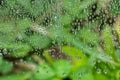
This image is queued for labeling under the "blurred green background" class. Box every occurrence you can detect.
[0,0,120,80]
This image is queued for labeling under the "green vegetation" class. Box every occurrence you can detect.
[0,0,120,80]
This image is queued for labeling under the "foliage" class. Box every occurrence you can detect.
[0,0,120,80]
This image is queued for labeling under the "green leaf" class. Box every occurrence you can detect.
[0,21,15,33]
[0,58,13,74]
[71,66,93,80]
[53,60,72,78]
[63,0,95,17]
[29,34,51,49]
[5,0,18,8]
[110,0,120,16]
[77,9,89,19]
[61,14,72,25]
[78,27,99,46]
[115,70,120,80]
[62,46,88,67]
[0,72,31,80]
[7,43,31,58]
[102,25,117,61]
[16,0,31,9]
[0,21,28,44]
[0,7,9,16]
[43,50,54,65]
[48,77,61,80]
[17,19,31,30]
[94,74,109,80]
[81,73,94,80]
[34,64,55,80]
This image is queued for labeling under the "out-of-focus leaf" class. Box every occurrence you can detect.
[94,74,109,80]
[16,0,31,9]
[0,58,13,74]
[81,73,94,80]
[62,46,88,67]
[7,43,31,58]
[116,49,120,62]
[71,66,93,80]
[102,25,117,61]
[53,60,72,78]
[43,50,54,65]
[17,19,31,30]
[0,72,31,80]
[77,9,89,19]
[5,0,18,8]
[78,27,99,46]
[49,25,64,45]
[113,16,120,43]
[61,14,72,25]
[115,70,120,80]
[63,0,95,17]
[110,0,120,16]
[34,64,55,80]
[98,0,111,9]
[0,21,28,44]
[5,0,54,17]
[0,21,15,33]
[0,7,9,16]
[29,34,51,49]
[48,77,61,80]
